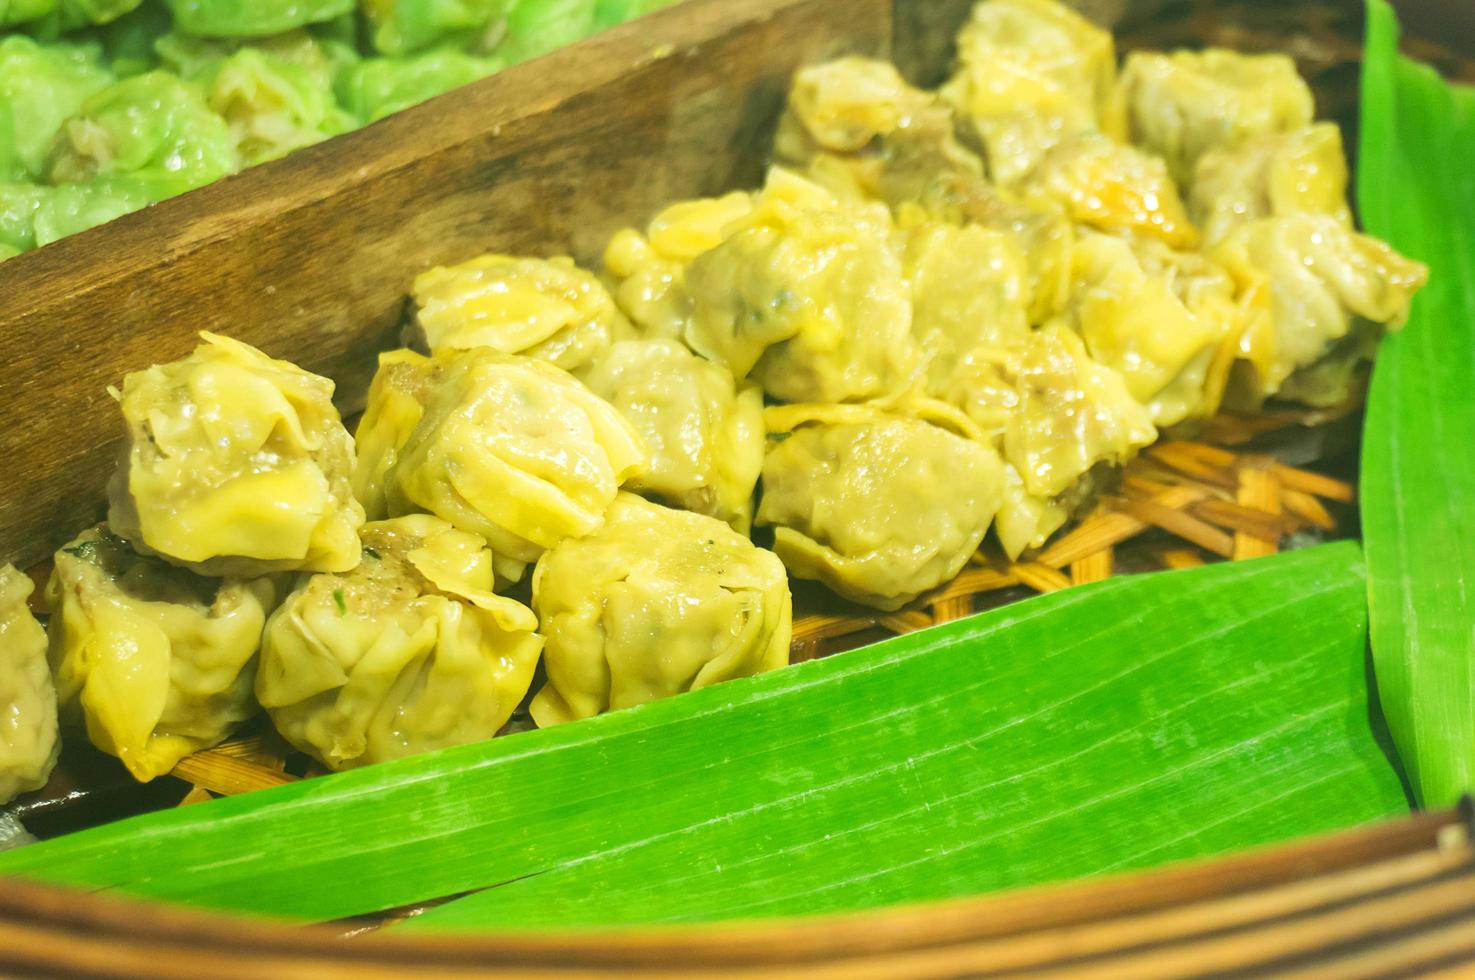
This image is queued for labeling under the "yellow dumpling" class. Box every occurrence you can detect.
[940,0,1116,185]
[530,494,790,727]
[1115,48,1315,185]
[352,348,647,583]
[757,405,1004,610]
[1019,132,1198,248]
[685,176,917,403]
[902,222,1031,394]
[107,332,363,578]
[947,325,1156,557]
[1189,123,1351,245]
[1055,232,1242,426]
[601,192,755,341]
[1212,213,1428,407]
[47,526,275,782]
[257,515,543,771]
[411,254,629,373]
[581,339,765,533]
[0,564,58,804]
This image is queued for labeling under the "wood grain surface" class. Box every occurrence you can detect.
[0,807,1469,977]
[0,0,889,570]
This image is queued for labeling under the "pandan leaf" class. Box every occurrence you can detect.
[1358,0,1475,809]
[0,543,1405,926]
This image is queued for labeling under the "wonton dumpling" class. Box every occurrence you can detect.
[603,192,754,341]
[581,339,764,532]
[351,347,647,583]
[257,515,542,770]
[1055,232,1241,426]
[107,332,364,578]
[201,47,354,166]
[1212,213,1428,407]
[47,526,275,782]
[947,325,1156,557]
[940,0,1115,185]
[530,494,790,726]
[411,254,629,374]
[757,405,1004,610]
[1020,132,1197,248]
[1115,48,1314,185]
[685,173,916,403]
[901,221,1030,393]
[1189,123,1351,245]
[0,564,58,804]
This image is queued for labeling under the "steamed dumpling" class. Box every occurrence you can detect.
[581,339,764,532]
[47,526,275,782]
[1189,123,1351,245]
[107,332,364,578]
[1115,48,1314,185]
[685,172,916,403]
[940,0,1115,185]
[0,564,58,804]
[410,254,629,374]
[531,494,790,727]
[257,515,543,770]
[603,192,754,340]
[1212,213,1428,407]
[757,405,1004,610]
[351,347,647,583]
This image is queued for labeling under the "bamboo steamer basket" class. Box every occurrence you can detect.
[2,0,1474,974]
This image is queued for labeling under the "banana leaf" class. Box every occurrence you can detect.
[0,543,1405,926]
[1358,0,1475,809]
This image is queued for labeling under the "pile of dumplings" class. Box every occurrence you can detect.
[0,0,1427,803]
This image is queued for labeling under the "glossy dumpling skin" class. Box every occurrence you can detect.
[602,192,754,341]
[1115,48,1314,185]
[200,47,355,166]
[0,36,111,183]
[47,526,275,782]
[411,254,629,374]
[361,0,512,56]
[581,339,764,533]
[164,0,354,37]
[685,171,916,403]
[1019,132,1197,248]
[531,493,790,727]
[351,347,647,583]
[1189,123,1351,246]
[757,405,1004,610]
[257,515,542,770]
[1053,231,1241,427]
[107,332,364,578]
[0,564,58,804]
[940,0,1115,185]
[947,324,1156,558]
[1212,213,1428,407]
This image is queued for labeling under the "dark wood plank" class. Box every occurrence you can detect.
[0,0,891,570]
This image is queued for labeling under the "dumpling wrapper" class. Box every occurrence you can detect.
[257,515,543,771]
[47,526,275,782]
[685,170,917,403]
[581,339,764,533]
[940,0,1115,185]
[351,347,647,583]
[531,494,790,727]
[0,564,59,804]
[1189,122,1351,245]
[1114,48,1314,185]
[603,192,754,341]
[411,254,630,374]
[757,405,1004,610]
[107,331,364,577]
[1212,213,1428,407]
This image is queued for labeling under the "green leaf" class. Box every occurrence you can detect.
[1358,0,1475,809]
[0,543,1405,925]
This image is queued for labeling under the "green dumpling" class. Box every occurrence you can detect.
[201,48,355,166]
[26,0,143,34]
[165,0,355,38]
[336,46,501,122]
[47,71,238,200]
[499,0,596,64]
[0,35,112,183]
[361,0,513,56]
[0,0,59,26]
